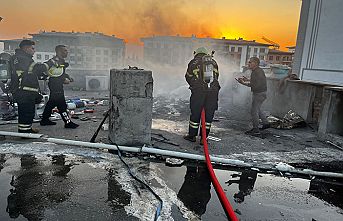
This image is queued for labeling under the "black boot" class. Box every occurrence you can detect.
[18,127,40,133]
[183,134,196,142]
[61,112,79,129]
[65,121,79,129]
[40,119,57,126]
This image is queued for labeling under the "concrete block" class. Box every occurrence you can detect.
[109,69,153,146]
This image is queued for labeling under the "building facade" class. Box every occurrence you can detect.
[267,49,294,66]
[141,35,270,70]
[1,31,125,70]
[286,46,296,53]
[293,0,343,85]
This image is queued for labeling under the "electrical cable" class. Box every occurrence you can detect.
[114,143,163,221]
[201,108,239,221]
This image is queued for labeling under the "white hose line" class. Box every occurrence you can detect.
[46,138,142,153]
[1,131,343,179]
[0,131,44,139]
[141,146,252,167]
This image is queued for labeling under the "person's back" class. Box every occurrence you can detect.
[186,53,220,90]
[183,47,220,144]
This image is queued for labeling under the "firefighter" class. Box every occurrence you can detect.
[12,40,48,133]
[183,47,220,145]
[40,45,79,129]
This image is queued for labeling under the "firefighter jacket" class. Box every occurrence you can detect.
[45,56,71,94]
[185,54,220,91]
[12,49,48,93]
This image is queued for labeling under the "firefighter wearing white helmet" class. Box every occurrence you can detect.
[183,47,220,145]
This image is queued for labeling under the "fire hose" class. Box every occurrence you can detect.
[201,108,239,221]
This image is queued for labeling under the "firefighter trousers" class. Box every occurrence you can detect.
[188,88,219,137]
[42,93,70,124]
[14,91,37,132]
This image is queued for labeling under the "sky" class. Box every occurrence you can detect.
[0,0,302,50]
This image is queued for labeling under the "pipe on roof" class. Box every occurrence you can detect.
[1,131,343,179]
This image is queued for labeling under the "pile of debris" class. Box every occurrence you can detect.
[268,110,307,129]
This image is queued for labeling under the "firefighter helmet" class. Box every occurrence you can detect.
[194,47,208,56]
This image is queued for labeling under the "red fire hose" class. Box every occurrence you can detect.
[201,109,239,221]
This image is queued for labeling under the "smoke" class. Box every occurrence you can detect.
[121,52,252,119]
[63,0,220,43]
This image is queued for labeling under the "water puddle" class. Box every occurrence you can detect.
[0,143,343,221]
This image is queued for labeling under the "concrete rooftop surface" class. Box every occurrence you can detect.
[0,90,342,173]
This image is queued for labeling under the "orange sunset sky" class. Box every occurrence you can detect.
[0,0,302,50]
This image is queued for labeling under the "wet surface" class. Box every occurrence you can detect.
[0,153,137,221]
[1,145,343,221]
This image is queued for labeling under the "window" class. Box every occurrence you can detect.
[254,48,258,53]
[238,47,242,52]
[96,49,101,55]
[269,55,273,60]
[276,56,280,61]
[282,56,286,61]
[259,55,265,60]
[36,54,42,60]
[96,57,100,62]
[104,57,108,63]
[45,55,49,60]
[104,50,108,55]
[77,57,82,62]
[230,47,235,52]
[260,48,265,53]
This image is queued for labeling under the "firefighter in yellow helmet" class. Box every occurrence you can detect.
[183,47,220,145]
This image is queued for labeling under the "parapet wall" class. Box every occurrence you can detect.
[264,78,343,136]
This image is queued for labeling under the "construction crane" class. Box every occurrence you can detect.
[261,36,280,50]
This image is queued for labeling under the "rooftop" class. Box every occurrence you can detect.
[268,49,294,55]
[141,35,272,47]
[29,31,124,41]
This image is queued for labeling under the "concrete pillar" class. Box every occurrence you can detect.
[109,69,153,146]
[318,87,343,136]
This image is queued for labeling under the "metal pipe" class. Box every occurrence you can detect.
[141,146,252,167]
[1,131,343,179]
[46,138,142,153]
[0,131,44,139]
[35,139,343,179]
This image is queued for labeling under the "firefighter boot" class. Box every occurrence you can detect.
[183,134,196,142]
[199,136,209,145]
[18,127,40,133]
[40,119,57,126]
[61,112,79,129]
